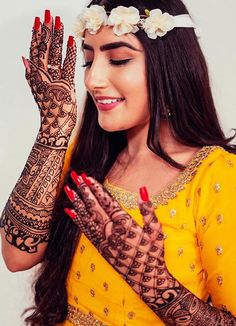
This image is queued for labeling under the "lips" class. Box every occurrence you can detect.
[94,96,125,111]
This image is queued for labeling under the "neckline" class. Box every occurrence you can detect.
[103,146,221,210]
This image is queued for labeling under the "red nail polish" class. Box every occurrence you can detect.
[34,17,41,30]
[81,173,92,186]
[71,171,82,186]
[139,186,149,202]
[68,36,74,47]
[64,185,76,201]
[64,208,77,220]
[44,9,51,24]
[55,16,61,30]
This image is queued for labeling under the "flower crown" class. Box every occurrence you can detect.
[74,5,198,40]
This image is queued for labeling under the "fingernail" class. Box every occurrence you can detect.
[81,173,92,186]
[55,16,61,30]
[34,17,41,30]
[64,185,76,201]
[44,9,51,24]
[139,186,149,202]
[71,171,82,186]
[68,36,74,47]
[64,208,76,220]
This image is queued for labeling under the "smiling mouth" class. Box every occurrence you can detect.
[95,98,125,111]
[96,98,124,104]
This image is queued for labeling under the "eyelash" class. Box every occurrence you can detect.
[82,59,131,68]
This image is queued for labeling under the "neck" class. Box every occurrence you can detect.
[124,121,182,161]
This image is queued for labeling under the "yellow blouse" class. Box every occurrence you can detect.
[59,145,236,326]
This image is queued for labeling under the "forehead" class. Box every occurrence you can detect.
[83,26,144,51]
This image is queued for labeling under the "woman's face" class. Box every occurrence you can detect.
[83,26,149,132]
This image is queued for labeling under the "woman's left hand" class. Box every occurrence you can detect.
[64,171,179,306]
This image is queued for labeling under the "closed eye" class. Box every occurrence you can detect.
[82,59,132,68]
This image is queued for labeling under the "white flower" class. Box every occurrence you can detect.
[75,5,107,38]
[143,9,175,39]
[108,6,140,36]
[74,17,86,39]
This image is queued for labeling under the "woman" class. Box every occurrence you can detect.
[1,0,236,325]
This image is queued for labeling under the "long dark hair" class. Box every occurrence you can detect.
[24,0,236,324]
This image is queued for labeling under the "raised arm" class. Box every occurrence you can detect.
[0,11,77,272]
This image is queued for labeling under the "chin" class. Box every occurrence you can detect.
[98,120,126,132]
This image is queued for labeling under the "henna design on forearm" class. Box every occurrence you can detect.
[67,177,236,325]
[156,287,236,325]
[0,143,67,253]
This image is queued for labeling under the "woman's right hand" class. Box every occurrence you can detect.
[22,10,77,148]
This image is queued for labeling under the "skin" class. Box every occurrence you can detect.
[65,174,236,325]
[64,27,236,324]
[83,26,199,193]
[0,13,77,270]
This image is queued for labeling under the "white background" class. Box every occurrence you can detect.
[0,0,235,325]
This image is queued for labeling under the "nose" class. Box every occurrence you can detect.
[84,58,109,92]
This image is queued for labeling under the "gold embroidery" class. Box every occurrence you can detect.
[90,289,95,297]
[217,275,223,285]
[128,311,136,320]
[178,247,184,256]
[104,146,220,209]
[200,216,206,226]
[214,183,221,193]
[74,296,79,305]
[189,263,195,272]
[216,245,223,255]
[103,282,109,291]
[67,304,107,325]
[186,198,191,207]
[226,160,234,167]
[80,245,85,254]
[169,209,177,218]
[76,271,81,280]
[90,263,96,272]
[104,307,109,316]
[217,214,224,224]
[180,223,187,230]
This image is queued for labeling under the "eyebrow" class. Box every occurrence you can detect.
[82,41,141,52]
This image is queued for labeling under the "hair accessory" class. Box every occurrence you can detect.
[74,5,199,40]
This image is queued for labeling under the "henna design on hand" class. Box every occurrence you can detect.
[66,176,236,325]
[48,22,64,80]
[26,16,77,148]
[0,15,78,253]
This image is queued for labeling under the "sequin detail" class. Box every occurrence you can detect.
[67,304,107,325]
[104,146,219,209]
[216,245,223,255]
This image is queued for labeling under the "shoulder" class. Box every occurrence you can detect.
[195,146,236,183]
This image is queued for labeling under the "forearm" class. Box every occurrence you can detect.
[0,133,69,254]
[145,283,236,325]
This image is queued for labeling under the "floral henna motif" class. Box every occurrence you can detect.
[48,23,64,80]
[0,14,78,253]
[68,177,236,325]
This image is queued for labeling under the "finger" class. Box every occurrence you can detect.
[30,17,41,65]
[64,207,88,235]
[70,172,108,219]
[81,173,122,216]
[38,9,53,70]
[138,187,161,240]
[61,36,77,87]
[48,16,64,80]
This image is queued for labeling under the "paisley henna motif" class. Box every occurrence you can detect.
[65,176,236,325]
